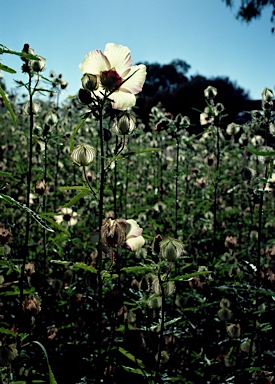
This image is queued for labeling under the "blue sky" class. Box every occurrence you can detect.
[1,0,275,101]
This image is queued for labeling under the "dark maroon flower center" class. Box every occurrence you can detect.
[100,69,123,92]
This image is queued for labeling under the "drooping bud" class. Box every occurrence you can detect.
[81,73,99,92]
[71,144,96,167]
[151,276,175,296]
[100,219,126,248]
[160,238,183,262]
[204,85,218,99]
[113,113,136,136]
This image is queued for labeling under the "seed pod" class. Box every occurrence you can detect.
[71,144,96,167]
[160,238,183,262]
[113,113,136,136]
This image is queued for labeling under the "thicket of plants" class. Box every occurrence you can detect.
[1,42,275,384]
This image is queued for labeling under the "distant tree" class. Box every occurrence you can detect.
[222,0,275,32]
[137,60,250,130]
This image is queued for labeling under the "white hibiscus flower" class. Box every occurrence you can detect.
[79,43,147,110]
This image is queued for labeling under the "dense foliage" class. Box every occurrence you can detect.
[1,44,275,384]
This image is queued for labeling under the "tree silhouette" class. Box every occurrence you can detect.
[222,0,275,32]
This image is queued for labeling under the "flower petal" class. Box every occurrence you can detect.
[109,91,136,110]
[104,43,132,76]
[126,236,145,251]
[125,219,143,239]
[79,50,110,75]
[121,64,147,95]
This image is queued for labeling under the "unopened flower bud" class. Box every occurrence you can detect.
[0,227,12,245]
[101,219,126,248]
[44,111,58,126]
[160,238,183,262]
[0,344,18,364]
[23,295,41,315]
[155,350,170,364]
[241,339,255,353]
[71,144,96,167]
[23,100,41,115]
[60,80,68,89]
[152,234,162,255]
[226,123,240,135]
[34,179,47,196]
[227,323,241,338]
[147,295,162,308]
[152,276,175,296]
[30,55,46,72]
[113,113,136,136]
[78,88,93,104]
[262,87,274,102]
[204,85,217,99]
[220,298,231,308]
[241,167,255,181]
[218,307,233,321]
[81,73,99,92]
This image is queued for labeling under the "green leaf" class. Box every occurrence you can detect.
[0,44,42,61]
[246,147,275,156]
[39,213,70,236]
[121,366,144,375]
[0,193,54,232]
[120,266,154,274]
[0,327,17,337]
[50,260,97,273]
[70,116,90,152]
[0,86,17,127]
[0,170,21,183]
[170,270,211,281]
[118,347,145,368]
[62,190,91,208]
[0,62,16,73]
[32,341,57,384]
[59,186,90,191]
[107,148,161,166]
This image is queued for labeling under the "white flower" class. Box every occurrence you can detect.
[79,43,147,110]
[54,208,78,227]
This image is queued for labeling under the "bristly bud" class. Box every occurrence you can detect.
[151,276,175,296]
[71,144,96,167]
[81,73,99,92]
[204,85,218,99]
[113,113,136,136]
[262,87,274,102]
[100,219,126,248]
[160,238,184,262]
